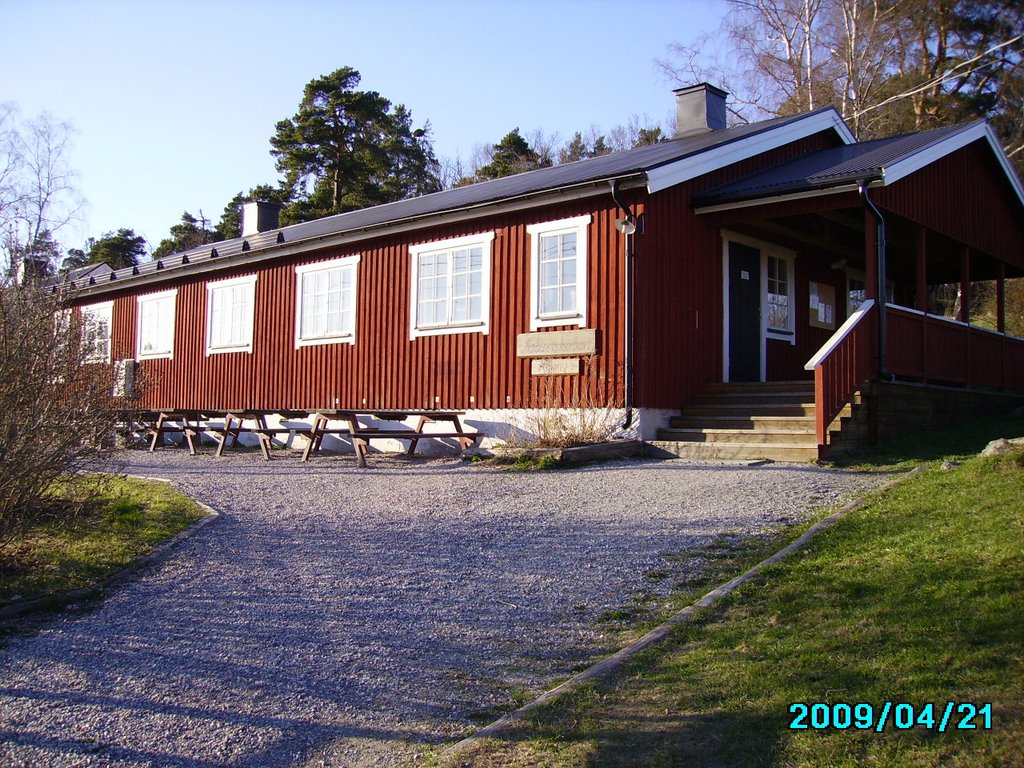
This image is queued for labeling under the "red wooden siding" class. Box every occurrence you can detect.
[875,140,1024,269]
[765,249,847,381]
[88,200,627,412]
[635,130,845,408]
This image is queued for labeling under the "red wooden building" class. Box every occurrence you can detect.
[64,84,1024,459]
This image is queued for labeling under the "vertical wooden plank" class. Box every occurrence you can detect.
[996,261,1006,334]
[960,245,971,324]
[915,226,928,312]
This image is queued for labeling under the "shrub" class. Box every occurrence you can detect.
[0,280,125,542]
[523,357,623,448]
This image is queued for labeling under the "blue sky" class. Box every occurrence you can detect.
[1,0,726,252]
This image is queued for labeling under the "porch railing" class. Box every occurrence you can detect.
[805,301,1024,451]
[886,306,1024,391]
[804,300,877,447]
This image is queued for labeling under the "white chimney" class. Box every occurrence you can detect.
[673,83,728,139]
[241,201,282,237]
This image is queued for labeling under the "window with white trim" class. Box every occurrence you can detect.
[766,254,793,335]
[527,214,590,330]
[409,232,494,339]
[81,301,113,364]
[295,255,359,347]
[136,289,177,360]
[206,274,257,355]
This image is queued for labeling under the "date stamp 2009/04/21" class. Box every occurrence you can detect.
[788,702,993,733]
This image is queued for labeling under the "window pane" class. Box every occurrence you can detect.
[541,287,559,315]
[542,261,558,288]
[561,286,576,313]
[562,258,576,284]
[561,232,576,257]
[540,235,558,260]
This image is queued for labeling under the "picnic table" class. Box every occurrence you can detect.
[145,411,205,455]
[213,411,314,460]
[140,408,480,466]
[301,409,481,466]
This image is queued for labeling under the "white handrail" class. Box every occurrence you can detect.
[804,299,876,371]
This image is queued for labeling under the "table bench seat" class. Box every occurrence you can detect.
[138,409,482,467]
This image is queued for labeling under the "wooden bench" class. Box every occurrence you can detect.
[302,410,481,466]
[214,412,314,460]
[147,411,204,455]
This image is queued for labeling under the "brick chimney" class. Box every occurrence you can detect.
[673,83,728,139]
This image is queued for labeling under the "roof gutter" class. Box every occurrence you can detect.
[694,178,884,214]
[610,179,640,430]
[64,173,648,300]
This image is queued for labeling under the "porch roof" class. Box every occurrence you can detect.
[693,121,1024,210]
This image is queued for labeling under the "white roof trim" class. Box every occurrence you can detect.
[646,109,855,194]
[882,122,1024,208]
[694,182,873,214]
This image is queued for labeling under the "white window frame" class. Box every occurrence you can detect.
[205,274,257,355]
[527,214,590,331]
[409,232,494,340]
[294,255,360,348]
[764,250,796,344]
[135,288,177,361]
[81,300,114,364]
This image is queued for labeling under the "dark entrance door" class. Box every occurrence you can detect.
[728,242,761,382]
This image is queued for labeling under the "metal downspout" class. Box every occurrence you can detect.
[860,182,888,379]
[611,179,635,430]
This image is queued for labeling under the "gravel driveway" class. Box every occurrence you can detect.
[0,451,887,767]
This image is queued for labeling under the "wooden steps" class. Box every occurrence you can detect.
[652,382,819,462]
[652,381,870,462]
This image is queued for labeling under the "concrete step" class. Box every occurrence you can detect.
[649,440,820,462]
[706,380,813,394]
[691,391,816,405]
[670,414,816,430]
[685,402,816,417]
[658,428,816,445]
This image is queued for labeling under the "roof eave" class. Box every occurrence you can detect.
[64,174,647,300]
[881,121,1024,210]
[646,108,855,194]
[694,177,882,215]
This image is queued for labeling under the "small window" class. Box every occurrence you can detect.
[766,254,792,334]
[409,232,494,339]
[206,274,257,355]
[295,256,359,347]
[136,289,177,360]
[81,301,113,363]
[527,215,590,330]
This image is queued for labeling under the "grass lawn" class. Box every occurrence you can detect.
[431,417,1024,767]
[0,475,207,611]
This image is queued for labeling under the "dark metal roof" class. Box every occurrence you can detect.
[62,109,836,294]
[50,262,114,287]
[693,122,978,206]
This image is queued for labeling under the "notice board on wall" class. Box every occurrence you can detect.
[809,282,836,330]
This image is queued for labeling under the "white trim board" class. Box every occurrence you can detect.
[647,109,854,194]
[882,121,1024,209]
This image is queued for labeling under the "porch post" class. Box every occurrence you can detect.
[864,208,877,300]
[915,227,928,312]
[996,261,1006,333]
[959,245,971,324]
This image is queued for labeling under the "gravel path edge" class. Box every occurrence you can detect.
[0,478,221,622]
[441,466,922,758]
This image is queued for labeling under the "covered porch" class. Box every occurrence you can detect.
[693,121,1024,456]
